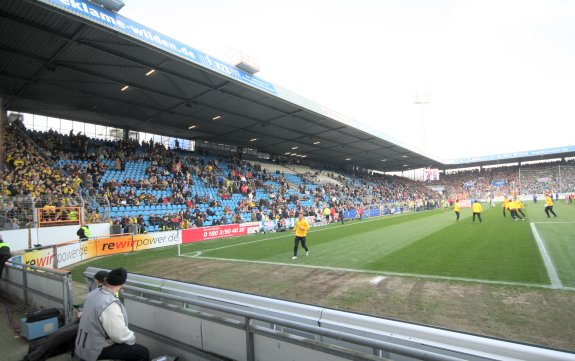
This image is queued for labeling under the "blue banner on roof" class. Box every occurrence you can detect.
[444,145,575,165]
[41,0,277,95]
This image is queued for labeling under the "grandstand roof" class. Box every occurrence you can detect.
[0,0,446,172]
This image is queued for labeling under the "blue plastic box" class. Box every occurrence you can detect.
[20,317,59,340]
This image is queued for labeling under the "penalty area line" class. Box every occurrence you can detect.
[530,222,562,289]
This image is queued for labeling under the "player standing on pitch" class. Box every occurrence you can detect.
[292,213,310,260]
[472,200,483,223]
[454,199,461,222]
[544,193,558,218]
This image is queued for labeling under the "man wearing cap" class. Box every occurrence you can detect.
[75,268,149,361]
[0,235,12,279]
[88,270,108,292]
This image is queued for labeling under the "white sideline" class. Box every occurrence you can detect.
[179,214,572,290]
[182,254,575,291]
[529,222,562,288]
[180,213,401,253]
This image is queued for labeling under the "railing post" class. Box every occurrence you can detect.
[22,265,29,306]
[62,272,74,324]
[374,348,390,359]
[245,317,255,361]
[53,245,59,269]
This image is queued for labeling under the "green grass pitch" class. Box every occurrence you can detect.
[73,202,575,288]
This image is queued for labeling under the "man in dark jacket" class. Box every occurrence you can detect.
[77,224,91,241]
[0,235,11,279]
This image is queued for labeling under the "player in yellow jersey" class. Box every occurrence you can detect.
[545,194,557,218]
[516,198,526,219]
[472,200,483,223]
[501,196,510,218]
[507,199,524,221]
[292,213,310,259]
[454,199,461,222]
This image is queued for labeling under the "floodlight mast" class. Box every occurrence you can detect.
[414,90,431,152]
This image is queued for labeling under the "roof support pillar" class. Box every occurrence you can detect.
[0,97,5,175]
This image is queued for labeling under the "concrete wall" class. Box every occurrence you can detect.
[0,223,110,251]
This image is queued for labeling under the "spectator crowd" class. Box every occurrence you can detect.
[2,119,574,232]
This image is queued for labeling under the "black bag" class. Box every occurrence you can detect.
[26,308,61,324]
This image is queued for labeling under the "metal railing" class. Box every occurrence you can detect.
[0,261,74,324]
[0,194,111,231]
[82,268,574,361]
[121,284,465,361]
[0,195,35,230]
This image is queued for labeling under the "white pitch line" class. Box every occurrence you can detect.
[369,276,386,285]
[531,221,575,224]
[530,222,562,288]
[185,255,575,291]
[195,233,289,252]
[182,214,402,254]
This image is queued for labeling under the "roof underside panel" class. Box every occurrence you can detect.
[0,0,448,172]
[273,117,332,136]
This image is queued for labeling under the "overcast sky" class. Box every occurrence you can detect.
[121,0,575,160]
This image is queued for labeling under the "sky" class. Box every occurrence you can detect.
[121,0,575,161]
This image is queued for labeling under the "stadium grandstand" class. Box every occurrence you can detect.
[1,1,575,361]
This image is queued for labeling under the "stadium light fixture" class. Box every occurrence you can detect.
[89,0,125,12]
[188,125,196,129]
[313,141,321,145]
[250,138,257,142]
[345,157,351,161]
[291,146,298,150]
[145,69,156,76]
[121,85,129,92]
[381,159,387,162]
[212,115,222,120]
[284,152,291,155]
[402,155,408,158]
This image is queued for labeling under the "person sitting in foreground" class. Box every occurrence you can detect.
[75,267,149,361]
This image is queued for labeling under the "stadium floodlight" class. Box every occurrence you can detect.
[226,47,260,75]
[88,0,125,12]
